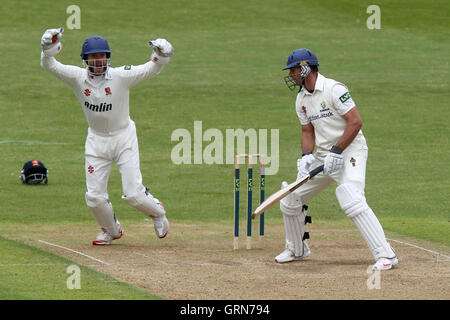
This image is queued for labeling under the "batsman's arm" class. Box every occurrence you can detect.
[334,107,363,151]
[301,123,315,155]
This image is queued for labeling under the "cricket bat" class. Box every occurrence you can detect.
[252,165,324,219]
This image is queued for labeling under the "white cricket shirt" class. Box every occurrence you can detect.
[41,53,165,135]
[295,73,367,157]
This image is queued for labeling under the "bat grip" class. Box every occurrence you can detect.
[309,165,324,178]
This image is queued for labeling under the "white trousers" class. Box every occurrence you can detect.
[293,144,396,260]
[295,144,369,201]
[85,120,145,199]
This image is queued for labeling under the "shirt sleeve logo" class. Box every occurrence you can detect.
[124,65,132,70]
[339,92,351,103]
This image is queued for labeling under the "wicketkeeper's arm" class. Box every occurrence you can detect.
[119,38,173,88]
[40,27,82,85]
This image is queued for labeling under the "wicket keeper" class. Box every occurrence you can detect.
[40,28,172,245]
[278,48,398,270]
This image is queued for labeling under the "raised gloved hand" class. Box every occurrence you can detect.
[41,27,64,56]
[148,38,173,65]
[297,153,315,180]
[323,145,344,175]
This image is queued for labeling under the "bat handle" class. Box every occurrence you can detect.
[309,165,324,178]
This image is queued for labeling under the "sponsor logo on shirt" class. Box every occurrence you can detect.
[320,101,330,112]
[339,92,351,103]
[124,65,132,70]
[84,89,90,96]
[308,111,334,122]
[84,101,113,112]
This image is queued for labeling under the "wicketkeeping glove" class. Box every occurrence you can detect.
[297,153,315,180]
[148,38,173,65]
[41,27,64,56]
[323,145,344,175]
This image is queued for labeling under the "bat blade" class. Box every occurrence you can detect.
[252,165,323,218]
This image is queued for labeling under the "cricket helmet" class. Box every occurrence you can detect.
[80,35,111,59]
[81,35,111,76]
[283,48,319,70]
[20,160,48,185]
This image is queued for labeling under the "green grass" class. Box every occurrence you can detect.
[0,236,160,299]
[0,0,449,298]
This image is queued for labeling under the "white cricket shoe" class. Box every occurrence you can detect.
[372,257,398,271]
[153,215,169,238]
[150,200,169,239]
[92,224,124,246]
[275,246,311,263]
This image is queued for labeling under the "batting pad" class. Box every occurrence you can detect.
[122,188,165,218]
[283,213,309,257]
[336,184,396,260]
[85,193,122,238]
[280,185,309,257]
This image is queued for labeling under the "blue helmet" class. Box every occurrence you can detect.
[283,48,319,70]
[80,35,111,60]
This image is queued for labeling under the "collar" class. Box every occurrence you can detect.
[303,73,325,95]
[83,67,113,84]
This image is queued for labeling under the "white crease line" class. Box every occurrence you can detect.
[0,263,101,267]
[387,238,450,260]
[37,240,111,266]
[0,140,71,145]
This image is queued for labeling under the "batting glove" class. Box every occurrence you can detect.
[297,153,315,180]
[148,38,173,65]
[41,27,64,56]
[323,145,344,175]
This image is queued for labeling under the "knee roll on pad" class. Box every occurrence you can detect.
[85,192,108,208]
[122,189,166,218]
[280,181,303,216]
[85,193,121,239]
[336,183,369,219]
[280,200,303,216]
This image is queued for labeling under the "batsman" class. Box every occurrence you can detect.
[40,28,172,245]
[278,48,398,270]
